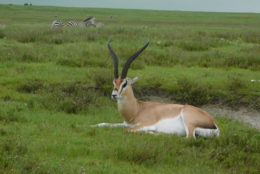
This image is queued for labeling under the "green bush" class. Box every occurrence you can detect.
[0,109,22,123]
[56,58,83,67]
[243,31,260,44]
[92,69,113,96]
[17,79,46,93]
[172,78,211,105]
[0,30,5,38]
[178,40,210,51]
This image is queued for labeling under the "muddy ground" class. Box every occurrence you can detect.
[202,105,260,130]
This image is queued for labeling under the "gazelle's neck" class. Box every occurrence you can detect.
[117,86,139,123]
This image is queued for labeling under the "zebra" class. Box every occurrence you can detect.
[51,20,64,29]
[84,16,96,26]
[67,20,86,27]
[67,16,96,27]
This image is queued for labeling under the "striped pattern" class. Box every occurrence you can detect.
[67,21,87,27]
[51,20,64,29]
[67,17,96,27]
[83,16,96,26]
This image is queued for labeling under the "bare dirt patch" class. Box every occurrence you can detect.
[202,105,260,130]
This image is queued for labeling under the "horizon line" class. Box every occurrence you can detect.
[1,3,260,14]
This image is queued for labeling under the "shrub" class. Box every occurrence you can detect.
[17,79,45,93]
[0,109,22,123]
[172,78,211,105]
[242,31,260,44]
[227,76,247,92]
[13,30,39,43]
[28,81,103,114]
[210,31,240,40]
[178,40,210,51]
[50,34,66,44]
[0,30,5,38]
[54,82,97,113]
[56,58,83,67]
[0,138,28,172]
[115,142,160,166]
[92,69,113,96]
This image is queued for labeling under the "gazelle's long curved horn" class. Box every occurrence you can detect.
[108,41,119,78]
[121,41,149,79]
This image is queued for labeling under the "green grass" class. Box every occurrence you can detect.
[0,102,259,174]
[0,4,259,174]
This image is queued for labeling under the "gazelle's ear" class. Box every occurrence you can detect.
[130,77,139,85]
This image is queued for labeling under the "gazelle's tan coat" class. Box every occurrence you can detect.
[93,41,220,138]
[114,80,218,137]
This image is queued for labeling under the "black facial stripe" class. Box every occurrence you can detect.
[122,81,127,88]
[118,81,127,94]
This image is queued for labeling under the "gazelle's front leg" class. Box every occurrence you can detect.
[91,121,134,128]
[126,125,158,134]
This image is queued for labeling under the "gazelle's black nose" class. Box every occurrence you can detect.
[111,94,117,100]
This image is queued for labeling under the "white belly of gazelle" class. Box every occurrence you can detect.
[138,115,186,136]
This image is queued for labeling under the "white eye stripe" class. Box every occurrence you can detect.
[118,81,127,94]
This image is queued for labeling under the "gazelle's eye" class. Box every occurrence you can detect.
[122,81,127,88]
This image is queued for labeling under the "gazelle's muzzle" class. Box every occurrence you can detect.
[111,90,118,100]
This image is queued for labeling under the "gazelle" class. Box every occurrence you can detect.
[93,41,220,138]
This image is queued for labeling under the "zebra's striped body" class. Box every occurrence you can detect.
[67,17,96,27]
[67,21,88,27]
[84,16,96,26]
[51,20,64,29]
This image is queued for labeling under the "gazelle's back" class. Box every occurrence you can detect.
[134,102,216,129]
[134,102,183,124]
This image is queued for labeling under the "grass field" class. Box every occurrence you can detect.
[0,4,259,174]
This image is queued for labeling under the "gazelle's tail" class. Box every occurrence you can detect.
[195,125,220,138]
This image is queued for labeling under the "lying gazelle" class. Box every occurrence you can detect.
[93,41,220,138]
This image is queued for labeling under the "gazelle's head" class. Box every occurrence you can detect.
[108,41,149,100]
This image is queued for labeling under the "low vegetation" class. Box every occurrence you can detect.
[0,4,259,174]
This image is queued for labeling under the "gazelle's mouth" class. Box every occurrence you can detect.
[111,95,123,101]
[111,95,118,100]
[111,93,120,100]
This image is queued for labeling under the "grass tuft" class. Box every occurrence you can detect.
[173,77,211,105]
[17,79,46,93]
[0,30,5,38]
[115,141,161,166]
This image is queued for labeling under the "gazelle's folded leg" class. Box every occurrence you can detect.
[91,121,133,128]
